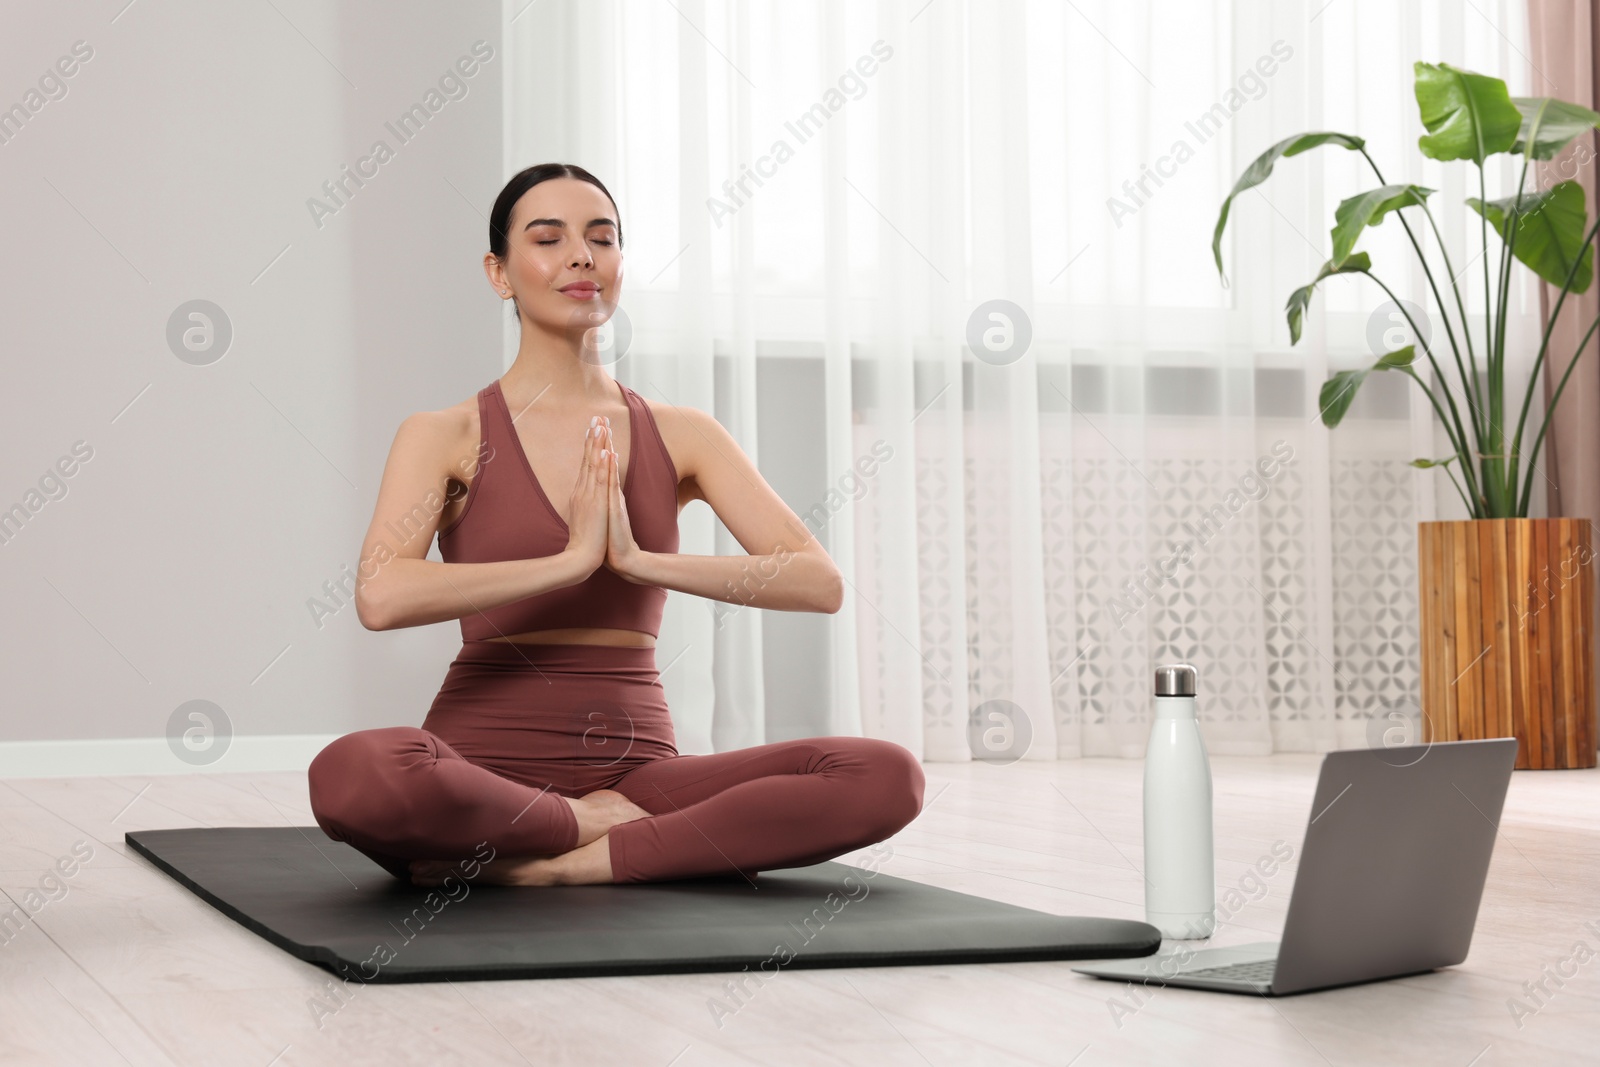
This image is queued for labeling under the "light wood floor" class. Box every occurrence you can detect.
[1,753,1595,1066]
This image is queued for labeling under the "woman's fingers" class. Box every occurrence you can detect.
[596,419,613,488]
[577,416,614,503]
[566,416,614,568]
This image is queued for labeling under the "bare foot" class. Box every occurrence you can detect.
[564,788,651,847]
[409,835,614,887]
[405,790,648,888]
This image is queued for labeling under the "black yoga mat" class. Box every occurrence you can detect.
[126,827,1161,983]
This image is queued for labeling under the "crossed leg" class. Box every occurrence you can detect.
[412,735,926,886]
[606,735,925,882]
[312,728,925,887]
[308,726,603,881]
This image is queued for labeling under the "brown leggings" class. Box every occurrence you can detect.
[307,640,925,883]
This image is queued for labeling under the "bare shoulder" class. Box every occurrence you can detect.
[358,389,488,585]
[398,394,473,448]
[637,396,725,505]
[428,391,480,443]
[638,396,725,455]
[387,391,483,489]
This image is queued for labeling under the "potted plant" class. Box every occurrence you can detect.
[1213,61,1596,769]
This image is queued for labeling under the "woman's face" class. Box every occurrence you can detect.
[488,177,623,336]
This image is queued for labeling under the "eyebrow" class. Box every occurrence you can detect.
[522,217,617,232]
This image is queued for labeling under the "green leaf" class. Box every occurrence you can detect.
[1377,343,1418,370]
[1330,185,1433,267]
[1286,252,1371,345]
[1212,132,1366,282]
[1318,370,1370,428]
[1317,345,1414,428]
[1409,455,1458,469]
[1414,62,1522,163]
[1511,96,1600,160]
[1467,180,1594,293]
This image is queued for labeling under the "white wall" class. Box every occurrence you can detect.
[0,1,506,771]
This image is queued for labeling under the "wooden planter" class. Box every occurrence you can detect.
[1418,519,1597,770]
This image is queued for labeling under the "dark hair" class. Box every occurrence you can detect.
[488,162,623,259]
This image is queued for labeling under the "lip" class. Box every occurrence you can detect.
[558,282,600,293]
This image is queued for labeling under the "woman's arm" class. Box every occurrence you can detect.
[618,404,843,614]
[353,409,601,631]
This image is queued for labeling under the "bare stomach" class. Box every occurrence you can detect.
[486,628,656,648]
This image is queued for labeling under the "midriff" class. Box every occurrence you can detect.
[487,627,656,648]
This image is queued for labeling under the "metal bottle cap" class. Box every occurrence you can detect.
[1154,663,1197,697]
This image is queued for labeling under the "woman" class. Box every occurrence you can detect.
[308,163,925,888]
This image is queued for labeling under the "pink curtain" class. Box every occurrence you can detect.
[1527,0,1600,759]
[1527,1,1600,524]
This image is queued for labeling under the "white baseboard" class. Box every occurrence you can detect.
[0,734,343,780]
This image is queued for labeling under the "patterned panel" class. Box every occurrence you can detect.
[1143,457,1267,736]
[1256,462,1320,718]
[905,414,1419,758]
[1330,459,1420,719]
[964,450,1017,714]
[1070,454,1151,752]
[1040,448,1082,739]
[915,433,960,742]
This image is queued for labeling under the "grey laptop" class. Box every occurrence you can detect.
[1072,737,1518,996]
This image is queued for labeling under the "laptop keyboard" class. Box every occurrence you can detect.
[1182,959,1277,984]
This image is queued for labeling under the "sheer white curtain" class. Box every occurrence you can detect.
[503,0,1540,761]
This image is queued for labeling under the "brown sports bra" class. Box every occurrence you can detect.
[436,377,680,642]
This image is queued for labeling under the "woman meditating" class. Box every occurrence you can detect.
[308,163,924,888]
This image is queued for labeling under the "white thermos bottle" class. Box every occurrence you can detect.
[1143,663,1215,939]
